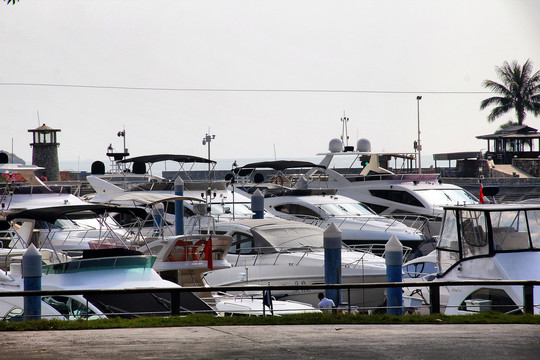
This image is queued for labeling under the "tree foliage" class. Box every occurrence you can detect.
[480,59,540,125]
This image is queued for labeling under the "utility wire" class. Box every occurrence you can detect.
[0,82,492,94]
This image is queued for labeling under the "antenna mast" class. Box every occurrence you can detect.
[341,112,349,147]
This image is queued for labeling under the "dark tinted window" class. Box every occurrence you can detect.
[228,232,254,254]
[273,204,322,219]
[369,190,424,207]
[362,202,388,214]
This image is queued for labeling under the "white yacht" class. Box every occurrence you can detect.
[1,164,87,214]
[301,139,478,236]
[232,160,430,255]
[1,165,135,254]
[85,154,273,236]
[201,218,389,310]
[436,203,540,314]
[86,176,261,239]
[236,185,427,254]
[4,204,145,255]
[0,247,214,320]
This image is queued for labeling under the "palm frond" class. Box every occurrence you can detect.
[486,105,512,123]
[481,59,540,124]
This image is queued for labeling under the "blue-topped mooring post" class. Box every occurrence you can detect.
[251,189,264,219]
[324,223,342,306]
[23,244,42,320]
[153,203,164,237]
[385,235,403,315]
[174,176,184,235]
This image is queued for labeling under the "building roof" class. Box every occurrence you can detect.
[28,124,61,132]
[476,125,539,140]
[433,151,483,161]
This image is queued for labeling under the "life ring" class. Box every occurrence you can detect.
[168,240,188,262]
[193,240,207,260]
[272,175,285,185]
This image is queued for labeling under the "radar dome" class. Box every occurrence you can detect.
[357,139,371,152]
[328,138,344,153]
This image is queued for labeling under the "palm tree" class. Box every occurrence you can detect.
[480,59,540,125]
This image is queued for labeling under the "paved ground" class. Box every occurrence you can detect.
[1,324,539,359]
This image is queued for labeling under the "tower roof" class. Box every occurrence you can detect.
[28,124,61,132]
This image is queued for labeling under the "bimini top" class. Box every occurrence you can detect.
[238,160,325,172]
[92,192,204,206]
[6,204,148,223]
[118,154,215,164]
[218,219,325,250]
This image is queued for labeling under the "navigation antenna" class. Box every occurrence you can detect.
[341,113,349,147]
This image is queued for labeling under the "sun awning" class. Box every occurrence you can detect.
[237,160,325,172]
[6,204,148,223]
[117,154,215,164]
[93,192,204,206]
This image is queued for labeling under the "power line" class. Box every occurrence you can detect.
[0,82,492,94]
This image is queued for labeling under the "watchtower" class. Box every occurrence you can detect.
[28,124,61,181]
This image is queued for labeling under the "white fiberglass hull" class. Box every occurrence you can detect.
[442,252,540,315]
[203,251,388,309]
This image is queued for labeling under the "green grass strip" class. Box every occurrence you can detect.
[1,312,539,331]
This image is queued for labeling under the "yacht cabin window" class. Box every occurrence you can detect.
[459,210,489,258]
[490,210,531,250]
[228,232,254,255]
[273,204,322,219]
[369,190,424,208]
[525,210,540,249]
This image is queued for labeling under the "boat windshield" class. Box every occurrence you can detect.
[319,203,375,217]
[415,189,478,206]
[43,255,156,274]
[210,203,254,216]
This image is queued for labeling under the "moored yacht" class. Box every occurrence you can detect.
[301,139,478,236]
[435,203,540,314]
[201,218,390,310]
[232,160,429,255]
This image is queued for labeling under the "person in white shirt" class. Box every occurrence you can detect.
[317,292,335,310]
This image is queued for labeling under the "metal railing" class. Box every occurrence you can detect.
[1,279,537,320]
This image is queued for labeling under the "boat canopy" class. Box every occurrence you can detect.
[237,160,325,172]
[6,204,148,224]
[118,154,215,164]
[249,222,325,250]
[91,192,204,206]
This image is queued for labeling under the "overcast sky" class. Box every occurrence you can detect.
[1,0,539,171]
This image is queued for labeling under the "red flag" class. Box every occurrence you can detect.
[203,236,213,270]
[479,184,485,204]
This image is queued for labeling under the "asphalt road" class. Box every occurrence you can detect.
[1,324,539,359]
